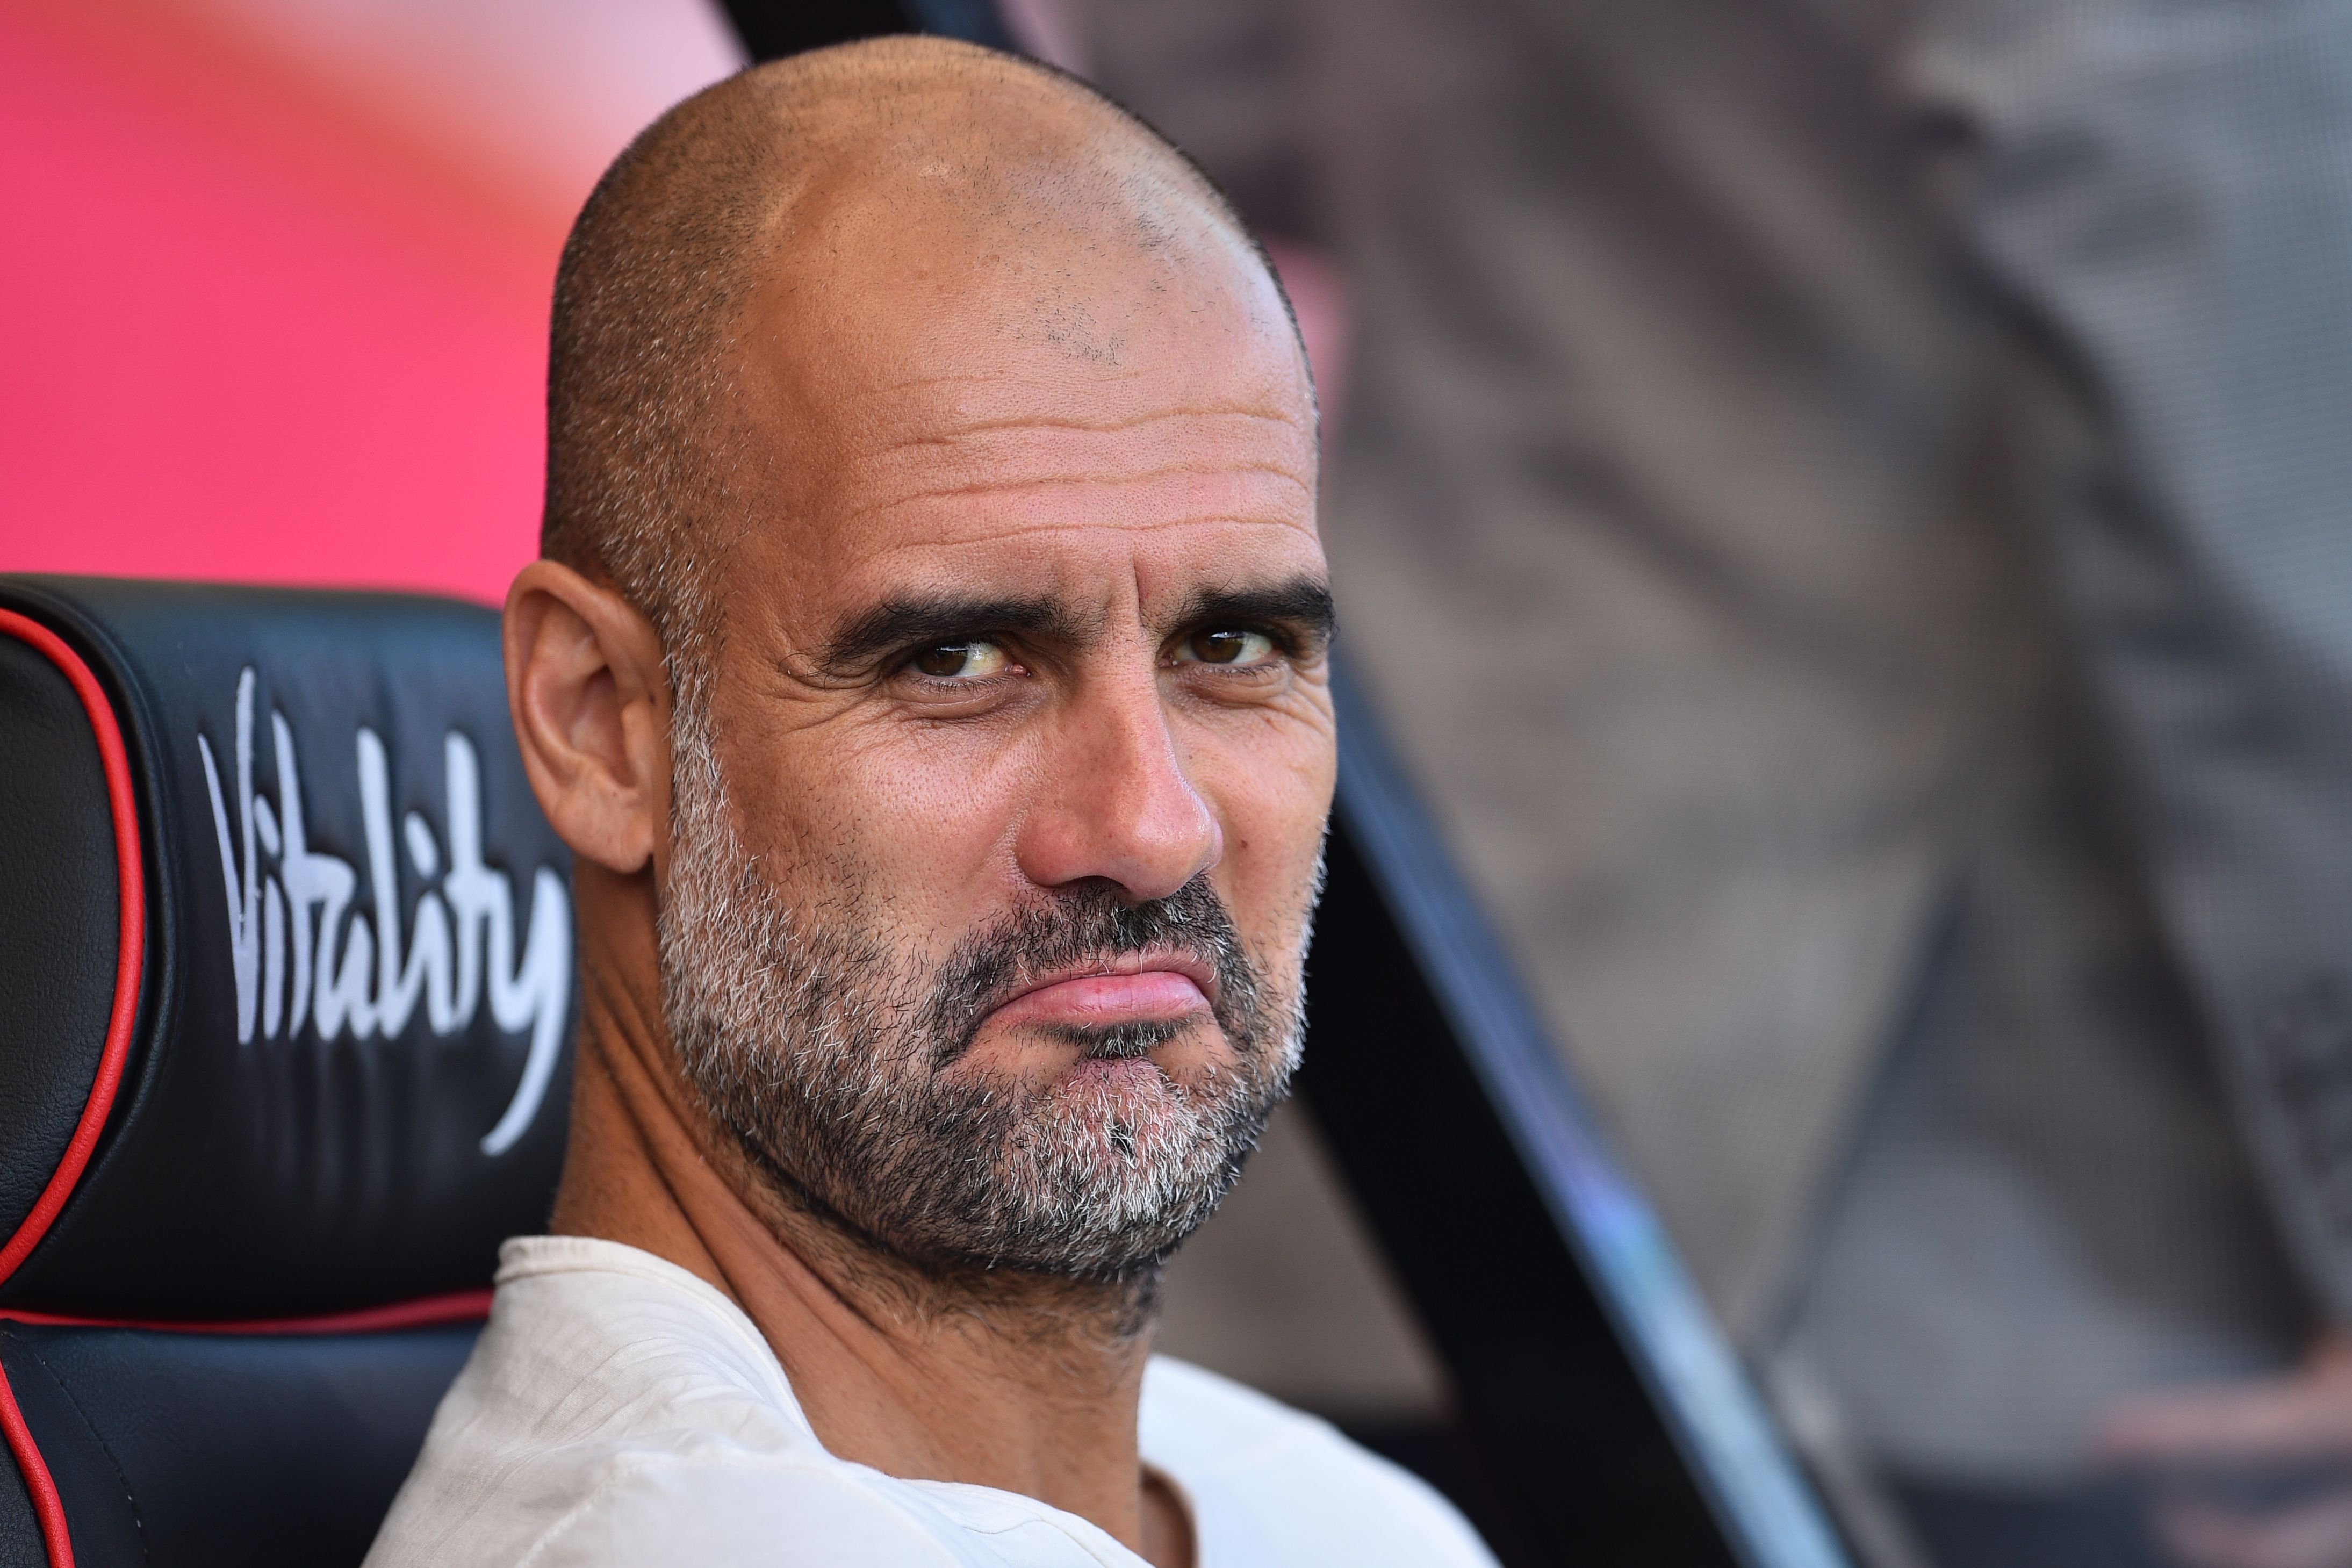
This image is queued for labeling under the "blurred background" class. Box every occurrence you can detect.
[10,2,2352,1565]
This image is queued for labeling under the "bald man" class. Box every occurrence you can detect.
[363,38,1494,1568]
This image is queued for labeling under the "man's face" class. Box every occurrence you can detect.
[656,163,1334,1281]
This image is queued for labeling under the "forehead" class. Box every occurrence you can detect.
[718,135,1321,628]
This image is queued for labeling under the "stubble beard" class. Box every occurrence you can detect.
[656,700,1312,1289]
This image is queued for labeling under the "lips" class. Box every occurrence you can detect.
[983,950,1219,1031]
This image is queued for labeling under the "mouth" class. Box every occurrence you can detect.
[981,949,1220,1035]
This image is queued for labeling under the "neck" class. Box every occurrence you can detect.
[547,864,1190,1565]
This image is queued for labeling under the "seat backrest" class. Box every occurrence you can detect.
[0,576,574,1568]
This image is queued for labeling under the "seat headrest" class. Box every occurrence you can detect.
[0,576,573,1319]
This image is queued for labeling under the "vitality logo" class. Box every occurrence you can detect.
[198,667,570,1155]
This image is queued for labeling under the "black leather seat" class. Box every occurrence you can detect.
[0,577,574,1568]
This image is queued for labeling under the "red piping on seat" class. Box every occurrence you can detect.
[0,1289,494,1337]
[0,608,148,1568]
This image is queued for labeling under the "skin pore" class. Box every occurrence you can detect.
[501,46,1330,1568]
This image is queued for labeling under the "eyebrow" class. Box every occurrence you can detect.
[817,594,1085,674]
[1171,577,1337,653]
[815,574,1339,676]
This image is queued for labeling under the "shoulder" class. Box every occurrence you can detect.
[493,1456,987,1568]
[382,1442,991,1568]
[369,1236,885,1568]
[419,1235,813,1463]
[1140,1358,1500,1568]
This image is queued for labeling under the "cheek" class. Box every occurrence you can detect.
[748,719,1031,929]
[1197,726,1336,954]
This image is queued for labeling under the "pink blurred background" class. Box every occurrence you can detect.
[1,0,744,603]
[0,0,1341,607]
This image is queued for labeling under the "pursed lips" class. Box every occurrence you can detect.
[983,950,1218,1031]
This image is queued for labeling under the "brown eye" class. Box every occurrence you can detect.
[909,639,1011,681]
[1176,628,1276,667]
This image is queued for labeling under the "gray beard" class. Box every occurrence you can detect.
[655,701,1307,1283]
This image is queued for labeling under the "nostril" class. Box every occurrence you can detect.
[1058,875,1129,897]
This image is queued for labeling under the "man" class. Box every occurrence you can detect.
[364,35,1493,1568]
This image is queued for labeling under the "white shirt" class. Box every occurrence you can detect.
[366,1236,1499,1568]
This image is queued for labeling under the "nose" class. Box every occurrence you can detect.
[1014,668,1221,902]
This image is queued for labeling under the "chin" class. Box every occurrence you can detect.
[1031,1060,1200,1162]
[1047,1053,1186,1120]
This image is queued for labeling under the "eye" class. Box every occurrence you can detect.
[1174,628,1278,667]
[908,638,1014,681]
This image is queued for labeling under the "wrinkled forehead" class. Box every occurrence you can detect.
[714,128,1320,639]
[739,115,1307,443]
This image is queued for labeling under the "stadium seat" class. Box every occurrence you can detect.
[0,577,573,1568]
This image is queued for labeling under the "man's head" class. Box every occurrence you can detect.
[507,38,1333,1290]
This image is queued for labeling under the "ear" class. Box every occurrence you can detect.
[504,560,671,875]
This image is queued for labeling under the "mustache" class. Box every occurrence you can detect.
[922,875,1264,1064]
